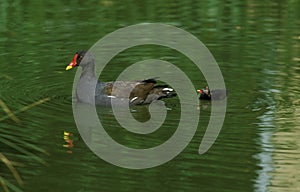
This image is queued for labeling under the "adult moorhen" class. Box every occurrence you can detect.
[66,51,176,106]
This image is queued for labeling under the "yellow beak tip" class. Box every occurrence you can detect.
[66,66,73,70]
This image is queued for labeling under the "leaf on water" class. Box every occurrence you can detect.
[0,97,51,190]
[0,176,23,192]
[0,133,49,156]
[19,97,51,113]
[20,142,50,156]
[0,138,46,165]
[0,99,21,124]
[0,153,23,186]
[0,129,24,138]
[0,97,51,123]
[0,176,10,192]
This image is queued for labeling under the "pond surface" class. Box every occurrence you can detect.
[0,1,300,192]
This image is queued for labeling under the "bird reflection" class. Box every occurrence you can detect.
[63,131,73,154]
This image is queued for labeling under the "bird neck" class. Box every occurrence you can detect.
[81,61,96,80]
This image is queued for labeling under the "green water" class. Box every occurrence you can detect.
[1,1,300,192]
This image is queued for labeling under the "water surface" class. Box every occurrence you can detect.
[0,1,299,191]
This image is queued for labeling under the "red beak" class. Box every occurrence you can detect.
[66,53,78,70]
[197,89,203,94]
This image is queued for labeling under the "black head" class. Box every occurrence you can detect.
[197,86,211,100]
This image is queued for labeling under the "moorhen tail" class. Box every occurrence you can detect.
[66,51,177,106]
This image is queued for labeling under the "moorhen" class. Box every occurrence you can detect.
[197,86,227,100]
[66,51,176,106]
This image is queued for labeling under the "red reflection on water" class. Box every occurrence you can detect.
[63,131,73,154]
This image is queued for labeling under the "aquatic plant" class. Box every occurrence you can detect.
[0,98,50,192]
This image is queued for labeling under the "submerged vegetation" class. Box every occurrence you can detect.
[0,98,50,192]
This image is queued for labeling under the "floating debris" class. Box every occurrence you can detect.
[0,97,51,123]
[0,99,21,124]
[0,153,23,186]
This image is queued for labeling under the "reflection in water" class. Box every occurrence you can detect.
[73,97,206,169]
[254,91,275,192]
[269,66,300,191]
[63,131,74,154]
[254,38,300,191]
[271,105,300,191]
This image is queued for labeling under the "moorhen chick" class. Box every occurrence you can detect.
[66,51,176,106]
[197,86,227,100]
